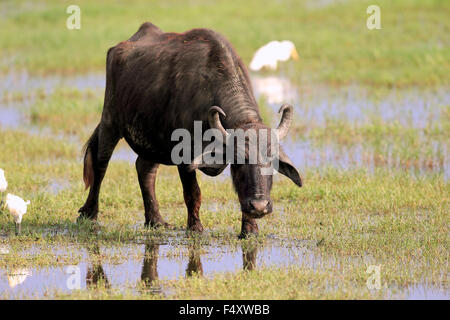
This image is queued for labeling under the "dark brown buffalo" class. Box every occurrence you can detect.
[78,22,302,238]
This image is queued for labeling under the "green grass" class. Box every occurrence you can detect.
[0,0,449,86]
[29,88,103,138]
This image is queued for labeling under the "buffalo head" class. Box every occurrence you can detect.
[190,104,302,219]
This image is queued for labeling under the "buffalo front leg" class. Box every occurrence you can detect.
[177,166,203,233]
[135,157,170,228]
[239,213,259,239]
[78,123,120,221]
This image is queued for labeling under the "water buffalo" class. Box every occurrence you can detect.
[78,22,302,238]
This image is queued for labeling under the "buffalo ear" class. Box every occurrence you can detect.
[277,148,302,187]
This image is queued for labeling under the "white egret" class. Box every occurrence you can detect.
[0,168,7,192]
[249,40,299,71]
[0,168,7,211]
[3,193,30,235]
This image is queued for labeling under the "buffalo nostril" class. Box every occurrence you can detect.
[250,199,269,212]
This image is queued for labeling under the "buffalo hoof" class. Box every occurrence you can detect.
[238,230,259,239]
[145,219,174,229]
[77,207,98,222]
[238,217,259,239]
[187,223,204,233]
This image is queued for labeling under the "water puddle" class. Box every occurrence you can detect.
[391,284,449,300]
[0,70,104,138]
[0,106,28,129]
[252,75,448,178]
[282,137,448,177]
[0,240,318,298]
[44,179,71,195]
[0,240,447,299]
[0,71,447,178]
[252,75,449,130]
[109,134,448,179]
[0,70,104,97]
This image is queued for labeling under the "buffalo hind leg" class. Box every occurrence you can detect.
[239,213,259,239]
[78,123,120,221]
[178,166,203,233]
[135,157,170,228]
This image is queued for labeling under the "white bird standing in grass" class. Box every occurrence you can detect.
[0,169,7,211]
[249,40,299,71]
[3,193,30,235]
[0,168,7,193]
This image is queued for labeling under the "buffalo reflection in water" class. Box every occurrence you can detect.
[84,242,259,293]
[141,242,258,283]
[85,244,110,289]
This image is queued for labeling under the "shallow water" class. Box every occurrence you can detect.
[0,241,317,298]
[282,137,448,178]
[252,74,448,179]
[0,70,105,97]
[0,240,447,299]
[0,70,104,138]
[44,179,71,195]
[2,71,448,131]
[252,75,449,129]
[0,71,447,178]
[0,106,27,129]
[252,75,448,178]
[395,285,449,300]
[2,71,448,130]
[109,135,448,179]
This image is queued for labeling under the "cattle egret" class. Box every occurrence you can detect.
[0,169,7,193]
[249,41,299,71]
[3,193,30,235]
